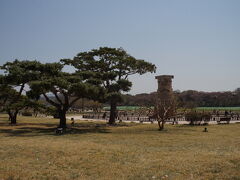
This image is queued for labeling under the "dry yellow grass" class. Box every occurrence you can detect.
[0,114,240,180]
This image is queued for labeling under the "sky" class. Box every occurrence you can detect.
[0,0,240,95]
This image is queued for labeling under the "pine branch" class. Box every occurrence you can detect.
[43,93,60,107]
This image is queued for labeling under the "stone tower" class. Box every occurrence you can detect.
[155,75,174,104]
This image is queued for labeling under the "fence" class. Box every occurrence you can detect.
[82,113,240,123]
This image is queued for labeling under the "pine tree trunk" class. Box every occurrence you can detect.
[8,111,18,125]
[58,110,67,129]
[109,101,117,124]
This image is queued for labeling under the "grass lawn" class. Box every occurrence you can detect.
[0,114,240,180]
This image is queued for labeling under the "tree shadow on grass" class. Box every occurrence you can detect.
[0,123,111,137]
[0,122,58,127]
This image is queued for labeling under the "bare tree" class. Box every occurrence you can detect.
[155,99,176,130]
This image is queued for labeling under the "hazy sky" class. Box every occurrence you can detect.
[0,0,240,94]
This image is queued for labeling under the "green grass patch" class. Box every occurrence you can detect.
[196,107,240,111]
[103,106,144,111]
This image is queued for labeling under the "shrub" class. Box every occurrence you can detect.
[53,113,60,119]
[22,111,32,116]
[185,111,211,125]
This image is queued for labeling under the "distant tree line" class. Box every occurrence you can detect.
[120,89,240,108]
